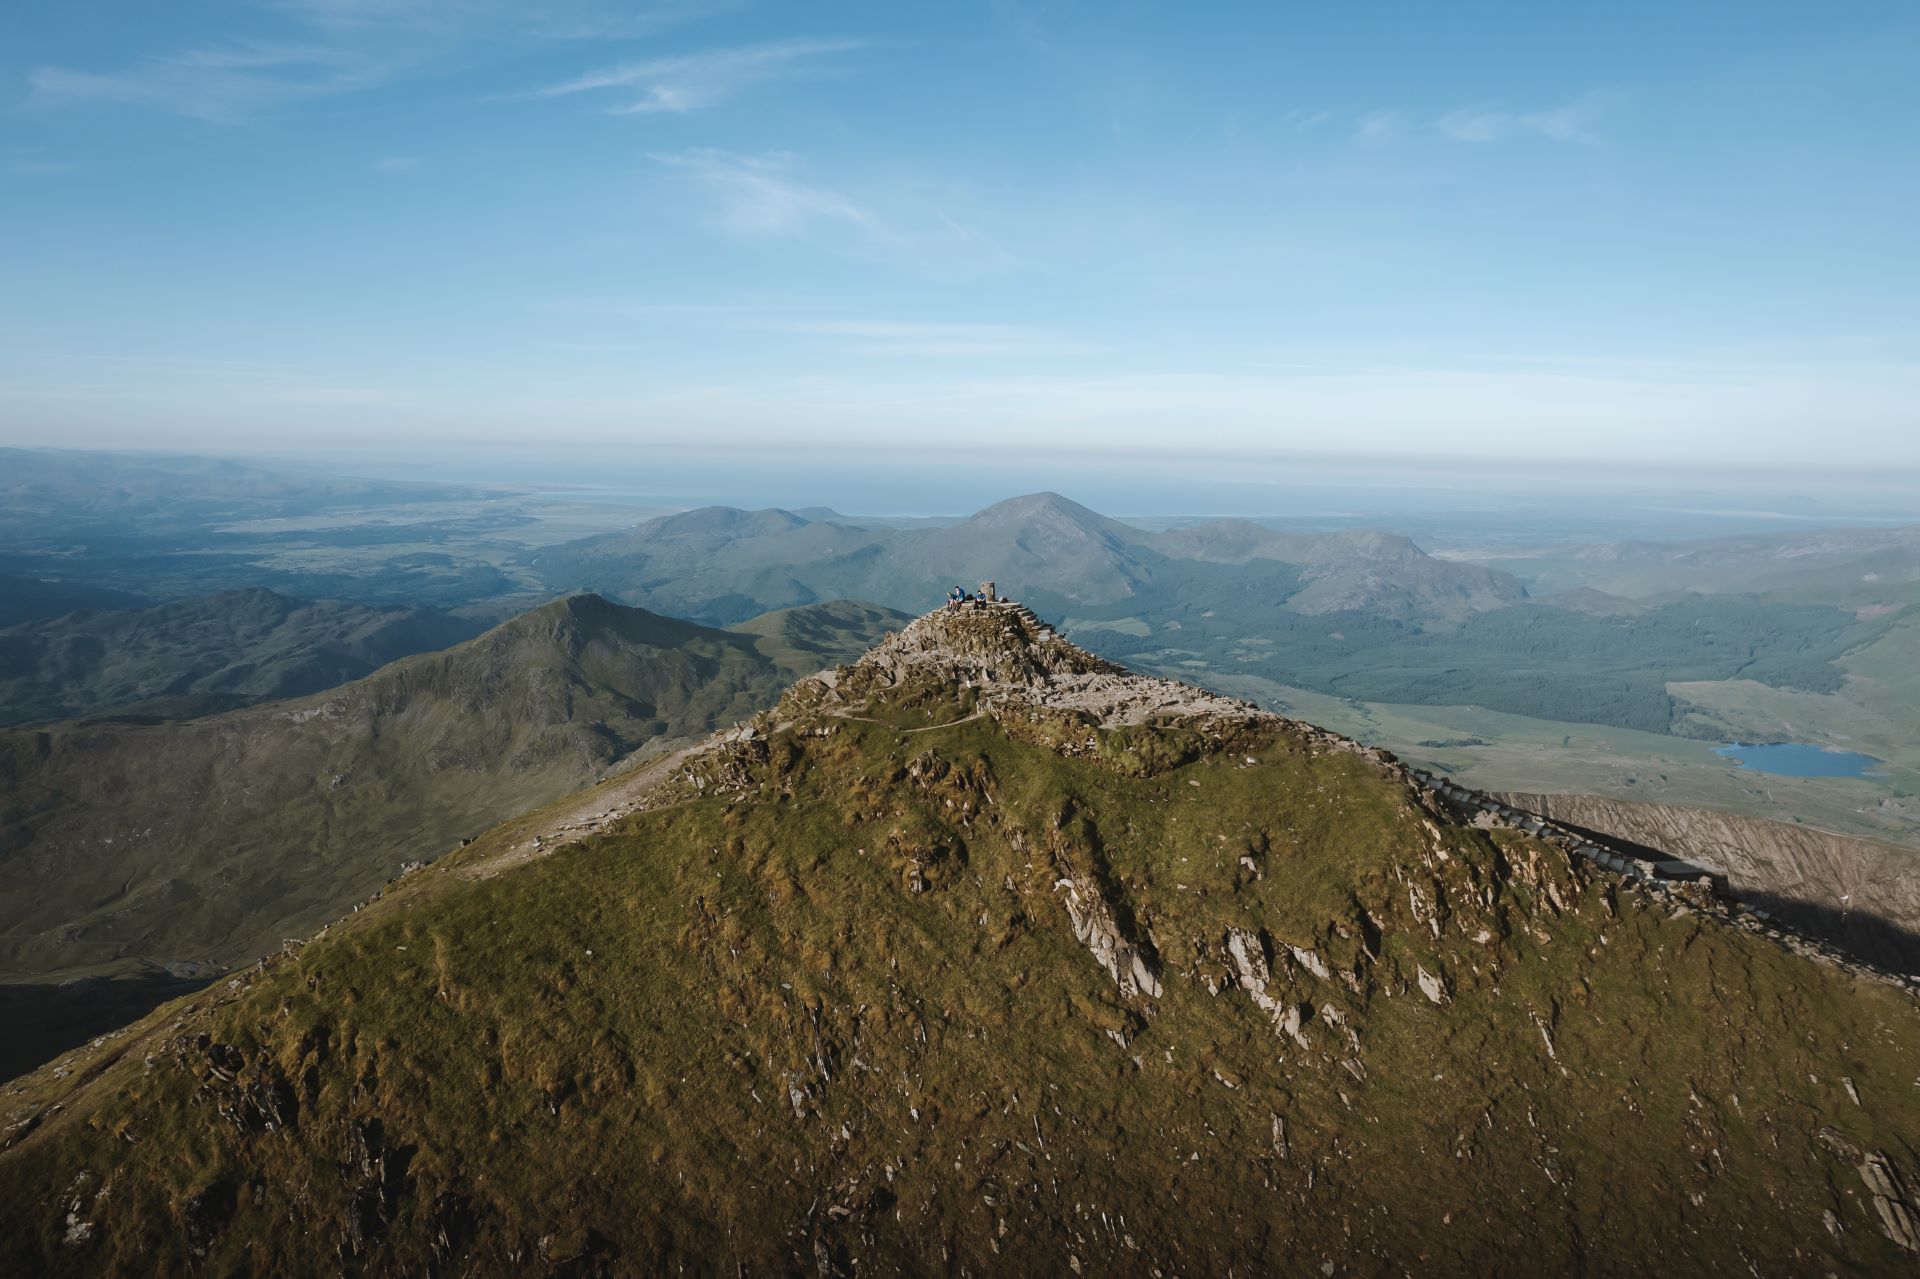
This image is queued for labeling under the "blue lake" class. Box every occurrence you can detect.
[1713,742,1883,778]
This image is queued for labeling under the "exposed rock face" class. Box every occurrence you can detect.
[1819,1127,1920,1253]
[1055,873,1161,999]
[814,601,1263,729]
[1224,929,1310,1048]
[1492,792,1920,974]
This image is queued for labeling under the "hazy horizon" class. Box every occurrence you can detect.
[12,441,1920,547]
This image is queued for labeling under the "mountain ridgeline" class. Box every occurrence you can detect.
[0,596,908,998]
[532,492,1529,624]
[525,493,1907,748]
[0,588,488,726]
[3,605,1916,1274]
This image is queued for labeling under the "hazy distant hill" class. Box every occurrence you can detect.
[0,574,148,629]
[1476,523,1920,606]
[0,594,907,993]
[4,605,1915,1274]
[534,491,1526,623]
[0,448,525,609]
[0,448,459,530]
[1156,518,1527,616]
[0,588,486,726]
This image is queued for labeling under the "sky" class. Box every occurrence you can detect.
[3,1,1918,473]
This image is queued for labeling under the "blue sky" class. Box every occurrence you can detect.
[3,1,1918,470]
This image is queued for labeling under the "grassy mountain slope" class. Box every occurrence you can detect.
[729,599,914,676]
[0,588,486,726]
[0,576,150,629]
[3,607,1916,1274]
[0,596,905,992]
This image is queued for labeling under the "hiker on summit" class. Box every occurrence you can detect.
[947,586,965,608]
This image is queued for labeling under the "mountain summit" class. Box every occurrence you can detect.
[4,604,1917,1274]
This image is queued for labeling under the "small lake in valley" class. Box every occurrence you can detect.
[1712,742,1884,778]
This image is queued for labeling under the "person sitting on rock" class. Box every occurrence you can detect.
[947,586,965,608]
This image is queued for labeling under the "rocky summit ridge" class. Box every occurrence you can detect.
[813,601,1258,726]
[3,603,1919,1275]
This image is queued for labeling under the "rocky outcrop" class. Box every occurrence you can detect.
[1819,1127,1920,1253]
[1490,792,1920,975]
[1055,873,1162,999]
[810,602,1261,729]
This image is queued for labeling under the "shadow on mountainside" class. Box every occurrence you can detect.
[1730,894,1920,978]
[0,973,214,1083]
[1533,816,1920,975]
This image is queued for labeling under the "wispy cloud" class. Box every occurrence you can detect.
[763,320,1101,359]
[270,0,734,39]
[1330,96,1614,146]
[28,41,389,124]
[649,149,884,237]
[1435,96,1613,144]
[533,304,1093,358]
[26,2,737,124]
[645,149,1016,273]
[4,148,77,178]
[533,37,864,114]
[1353,109,1405,144]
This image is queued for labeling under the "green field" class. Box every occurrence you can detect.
[1166,668,1920,847]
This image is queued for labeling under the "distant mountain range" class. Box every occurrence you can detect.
[0,588,487,725]
[532,491,1528,624]
[1471,523,1920,608]
[0,447,464,531]
[0,574,149,629]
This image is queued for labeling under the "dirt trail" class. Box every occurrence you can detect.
[460,736,717,879]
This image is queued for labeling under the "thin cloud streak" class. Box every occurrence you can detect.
[1335,95,1616,146]
[1435,97,1610,144]
[28,42,385,124]
[763,320,1101,358]
[26,2,740,123]
[534,307,1097,358]
[534,38,866,114]
[646,149,1017,274]
[648,149,884,238]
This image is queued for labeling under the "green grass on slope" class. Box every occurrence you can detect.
[1,671,1916,1276]
[1079,594,1900,736]
[0,596,909,993]
[729,599,915,678]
